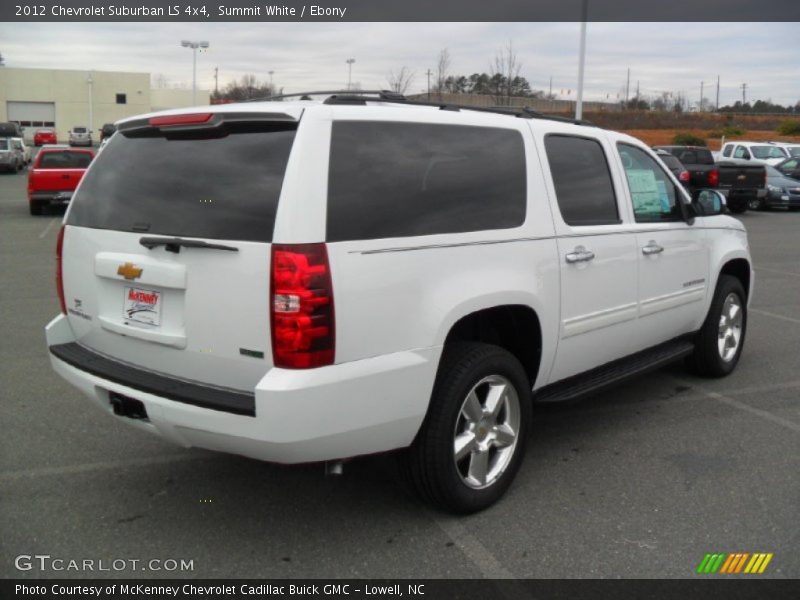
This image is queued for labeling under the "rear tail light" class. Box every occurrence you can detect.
[679,170,690,183]
[708,168,719,188]
[56,225,66,314]
[270,243,335,369]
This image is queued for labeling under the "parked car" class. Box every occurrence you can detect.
[719,141,789,166]
[100,123,117,142]
[0,137,24,173]
[11,137,32,164]
[775,157,800,180]
[27,146,94,215]
[34,129,58,146]
[0,122,23,138]
[748,165,800,211]
[46,96,752,513]
[68,126,93,147]
[654,145,766,213]
[654,148,690,187]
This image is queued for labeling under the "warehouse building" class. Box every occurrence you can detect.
[0,67,210,143]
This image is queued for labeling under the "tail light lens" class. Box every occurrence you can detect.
[679,170,690,183]
[56,225,66,314]
[708,168,719,188]
[270,243,335,369]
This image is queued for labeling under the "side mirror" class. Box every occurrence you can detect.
[692,189,726,216]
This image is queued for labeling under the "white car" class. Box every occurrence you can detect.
[11,137,32,164]
[772,142,800,158]
[46,94,753,513]
[719,141,789,165]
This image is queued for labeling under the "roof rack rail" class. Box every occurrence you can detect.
[242,89,595,127]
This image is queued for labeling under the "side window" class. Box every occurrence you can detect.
[544,135,619,226]
[722,144,733,157]
[734,146,751,159]
[617,143,683,223]
[327,122,526,242]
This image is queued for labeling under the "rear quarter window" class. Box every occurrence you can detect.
[326,121,526,242]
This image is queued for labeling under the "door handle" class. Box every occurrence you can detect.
[565,245,595,264]
[642,241,664,255]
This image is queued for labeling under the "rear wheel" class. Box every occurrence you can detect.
[748,197,764,211]
[686,275,747,377]
[29,202,43,216]
[403,342,531,514]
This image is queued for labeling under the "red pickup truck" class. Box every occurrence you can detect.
[28,147,94,215]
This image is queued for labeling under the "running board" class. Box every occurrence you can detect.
[534,337,695,403]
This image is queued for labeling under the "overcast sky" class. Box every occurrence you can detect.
[1,22,798,106]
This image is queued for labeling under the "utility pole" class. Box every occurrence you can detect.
[549,75,552,98]
[575,0,588,120]
[268,70,274,95]
[700,81,705,111]
[716,75,720,110]
[213,66,218,94]
[426,68,432,101]
[625,67,630,107]
[741,83,747,105]
[87,71,94,134]
[346,58,355,90]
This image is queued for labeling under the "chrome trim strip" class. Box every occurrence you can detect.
[352,226,744,255]
[639,286,705,317]
[562,302,638,338]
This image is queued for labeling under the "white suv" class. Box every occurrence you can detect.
[46,93,752,513]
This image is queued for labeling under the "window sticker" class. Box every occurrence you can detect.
[626,169,662,215]
[656,180,671,212]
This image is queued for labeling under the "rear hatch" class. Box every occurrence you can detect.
[61,111,298,391]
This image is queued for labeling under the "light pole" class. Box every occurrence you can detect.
[181,39,210,105]
[87,71,94,135]
[575,0,588,120]
[346,58,355,91]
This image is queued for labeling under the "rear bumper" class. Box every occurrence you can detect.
[30,191,74,205]
[46,314,438,463]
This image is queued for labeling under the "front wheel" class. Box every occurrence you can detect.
[403,342,531,514]
[748,197,764,211]
[686,275,747,377]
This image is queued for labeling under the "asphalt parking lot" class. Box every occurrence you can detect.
[0,162,798,580]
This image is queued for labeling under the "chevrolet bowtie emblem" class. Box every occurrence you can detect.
[117,263,143,280]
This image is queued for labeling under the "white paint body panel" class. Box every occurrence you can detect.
[48,101,752,463]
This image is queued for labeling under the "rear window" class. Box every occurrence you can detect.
[67,123,296,243]
[72,127,87,134]
[38,151,93,169]
[678,148,714,165]
[327,121,526,242]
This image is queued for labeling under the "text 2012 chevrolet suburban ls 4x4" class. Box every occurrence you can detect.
[46,93,752,513]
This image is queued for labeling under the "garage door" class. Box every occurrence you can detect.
[7,101,56,142]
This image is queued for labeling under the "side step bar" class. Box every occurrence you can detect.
[534,337,695,403]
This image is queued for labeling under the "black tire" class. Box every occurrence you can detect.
[29,202,43,216]
[747,197,764,211]
[403,342,531,514]
[727,201,748,214]
[686,275,747,377]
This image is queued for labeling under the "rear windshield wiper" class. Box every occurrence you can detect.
[139,236,239,254]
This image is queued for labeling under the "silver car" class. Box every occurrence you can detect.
[0,137,24,172]
[68,126,93,147]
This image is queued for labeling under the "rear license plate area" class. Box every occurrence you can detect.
[123,286,162,327]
